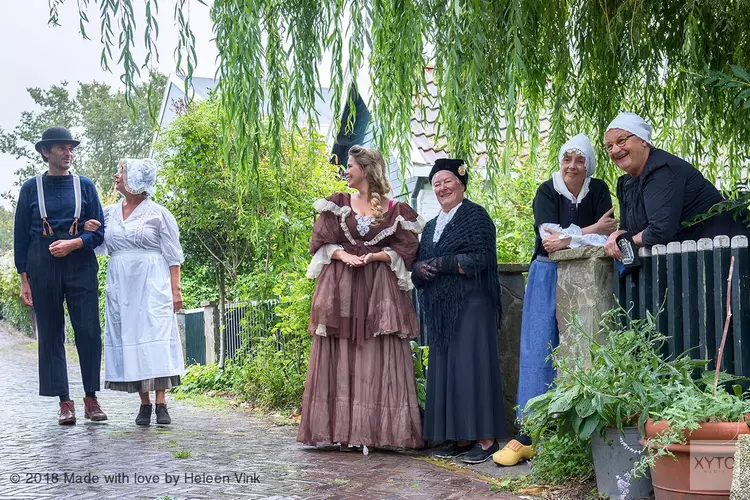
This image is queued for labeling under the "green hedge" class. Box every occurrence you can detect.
[0,252,110,338]
[0,252,32,335]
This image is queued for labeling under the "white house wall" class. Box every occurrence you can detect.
[151,83,189,156]
[417,186,440,222]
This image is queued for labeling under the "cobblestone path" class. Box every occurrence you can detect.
[0,323,525,499]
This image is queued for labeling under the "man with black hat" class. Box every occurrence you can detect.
[13,126,107,425]
[411,158,507,464]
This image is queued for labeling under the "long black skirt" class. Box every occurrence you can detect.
[422,291,507,443]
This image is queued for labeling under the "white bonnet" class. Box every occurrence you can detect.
[121,158,158,197]
[558,133,596,177]
[606,111,652,145]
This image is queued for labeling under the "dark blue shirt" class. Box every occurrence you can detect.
[13,173,105,273]
[616,148,728,246]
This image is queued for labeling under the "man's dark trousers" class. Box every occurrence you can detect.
[27,235,101,396]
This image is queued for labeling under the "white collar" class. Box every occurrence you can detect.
[552,172,590,205]
[439,202,463,217]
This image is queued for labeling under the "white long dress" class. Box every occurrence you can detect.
[99,199,185,386]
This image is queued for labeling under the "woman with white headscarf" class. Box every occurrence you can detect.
[85,159,185,426]
[493,134,616,467]
[603,112,747,259]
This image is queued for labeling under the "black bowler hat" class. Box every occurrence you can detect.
[428,158,468,187]
[35,127,80,154]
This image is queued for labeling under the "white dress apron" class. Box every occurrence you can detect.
[100,199,185,382]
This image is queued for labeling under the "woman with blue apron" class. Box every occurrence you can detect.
[493,134,616,465]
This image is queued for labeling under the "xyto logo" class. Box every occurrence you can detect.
[693,456,734,471]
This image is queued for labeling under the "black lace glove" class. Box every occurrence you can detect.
[431,255,460,274]
[412,260,439,282]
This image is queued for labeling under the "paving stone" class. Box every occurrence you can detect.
[0,322,530,499]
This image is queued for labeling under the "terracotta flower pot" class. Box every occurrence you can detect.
[642,418,750,500]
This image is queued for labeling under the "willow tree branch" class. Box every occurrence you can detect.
[196,233,233,277]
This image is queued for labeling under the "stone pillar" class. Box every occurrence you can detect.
[498,264,528,434]
[202,301,220,365]
[731,434,750,495]
[175,312,187,362]
[550,247,614,367]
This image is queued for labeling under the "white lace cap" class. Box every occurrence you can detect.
[122,158,158,197]
[558,133,596,177]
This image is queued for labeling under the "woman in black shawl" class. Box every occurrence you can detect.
[412,158,506,464]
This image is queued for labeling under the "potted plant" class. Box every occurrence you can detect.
[636,256,750,499]
[637,356,750,497]
[521,307,703,499]
[637,376,750,499]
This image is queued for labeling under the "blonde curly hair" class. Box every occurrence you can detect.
[348,145,392,223]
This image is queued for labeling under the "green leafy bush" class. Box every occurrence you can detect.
[635,370,750,476]
[235,335,310,412]
[521,305,750,481]
[529,435,594,485]
[233,268,313,411]
[0,252,32,335]
[410,341,428,411]
[471,163,543,264]
[96,255,108,333]
[521,308,706,444]
[177,266,314,412]
[173,362,242,395]
[180,263,219,309]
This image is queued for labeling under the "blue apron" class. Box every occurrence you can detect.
[516,257,559,421]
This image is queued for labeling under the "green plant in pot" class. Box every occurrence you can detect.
[635,257,750,499]
[636,372,750,498]
[521,307,703,499]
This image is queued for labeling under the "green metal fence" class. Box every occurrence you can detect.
[183,308,206,365]
[224,300,279,360]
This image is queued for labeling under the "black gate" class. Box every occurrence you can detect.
[614,235,749,375]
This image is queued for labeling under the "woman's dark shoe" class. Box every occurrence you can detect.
[462,441,500,464]
[135,404,153,426]
[314,443,340,451]
[431,441,474,459]
[155,404,171,425]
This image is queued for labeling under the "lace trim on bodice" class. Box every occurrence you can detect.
[364,215,425,246]
[313,198,425,246]
[109,199,156,249]
[134,201,157,248]
[354,214,375,236]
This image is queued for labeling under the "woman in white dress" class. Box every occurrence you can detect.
[85,158,185,426]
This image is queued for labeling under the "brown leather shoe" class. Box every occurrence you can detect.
[83,397,108,421]
[58,400,76,425]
